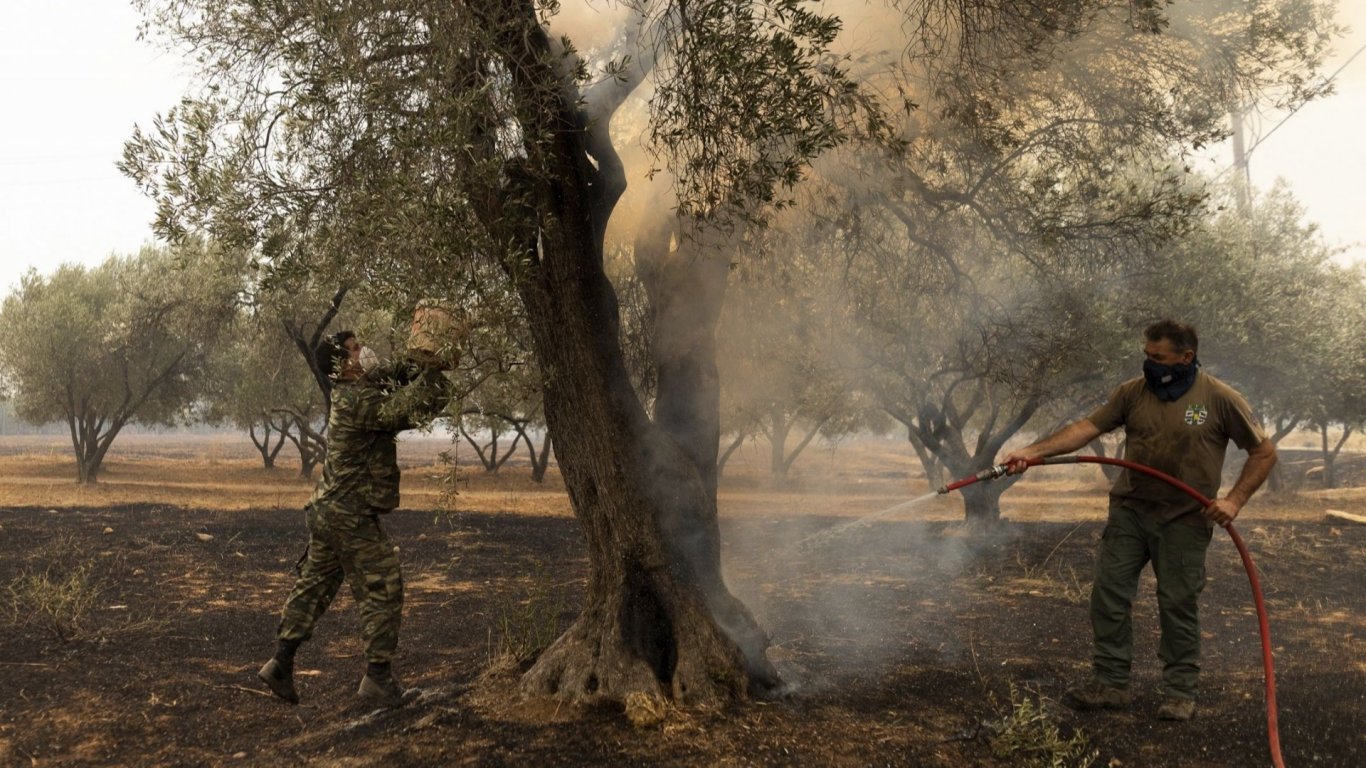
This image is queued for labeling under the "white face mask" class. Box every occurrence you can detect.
[358,345,381,373]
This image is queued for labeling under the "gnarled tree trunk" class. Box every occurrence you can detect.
[68,410,123,484]
[249,417,289,469]
[958,481,1009,524]
[477,3,776,708]
[636,218,777,688]
[514,220,774,705]
[527,430,553,483]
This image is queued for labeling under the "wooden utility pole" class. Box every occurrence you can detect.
[1230,107,1252,211]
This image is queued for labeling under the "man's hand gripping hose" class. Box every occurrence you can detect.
[938,455,1285,768]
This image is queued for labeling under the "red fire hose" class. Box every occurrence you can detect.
[939,455,1284,768]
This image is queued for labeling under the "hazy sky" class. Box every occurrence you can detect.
[2,2,1363,297]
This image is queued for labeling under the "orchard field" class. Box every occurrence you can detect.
[1,434,1362,767]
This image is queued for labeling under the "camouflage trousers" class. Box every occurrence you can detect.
[276,502,404,664]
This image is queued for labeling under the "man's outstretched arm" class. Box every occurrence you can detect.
[1000,420,1104,474]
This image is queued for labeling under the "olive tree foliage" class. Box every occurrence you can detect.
[793,0,1338,519]
[842,0,1339,291]
[453,297,556,482]
[121,0,886,708]
[1302,271,1366,489]
[1138,183,1366,489]
[0,243,243,483]
[832,194,1139,521]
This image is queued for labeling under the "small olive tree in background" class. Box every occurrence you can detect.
[0,241,242,483]
[201,312,322,472]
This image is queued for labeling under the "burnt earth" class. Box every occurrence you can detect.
[0,503,1361,767]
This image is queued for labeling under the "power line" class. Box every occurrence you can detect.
[1216,40,1366,180]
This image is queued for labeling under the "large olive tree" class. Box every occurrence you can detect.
[123,0,880,707]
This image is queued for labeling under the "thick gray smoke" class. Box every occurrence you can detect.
[716,477,998,693]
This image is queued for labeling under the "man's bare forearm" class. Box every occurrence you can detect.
[1016,420,1102,460]
[1000,420,1103,472]
[1225,440,1278,508]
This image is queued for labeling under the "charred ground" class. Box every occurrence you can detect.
[0,437,1362,767]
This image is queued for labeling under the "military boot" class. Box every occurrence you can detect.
[258,658,299,704]
[357,664,407,708]
[1062,676,1131,711]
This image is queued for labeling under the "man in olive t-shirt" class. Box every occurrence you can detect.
[1000,320,1277,721]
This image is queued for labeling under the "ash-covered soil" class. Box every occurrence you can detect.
[2,494,1362,767]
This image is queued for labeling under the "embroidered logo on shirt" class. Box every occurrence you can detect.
[1184,403,1208,425]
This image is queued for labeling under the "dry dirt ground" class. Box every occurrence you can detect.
[0,434,1362,767]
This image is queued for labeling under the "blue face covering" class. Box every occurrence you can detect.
[1143,357,1199,401]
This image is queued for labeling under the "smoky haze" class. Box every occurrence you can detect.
[592,0,978,686]
[545,0,1351,691]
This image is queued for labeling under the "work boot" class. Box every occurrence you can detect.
[1062,676,1131,711]
[257,658,299,704]
[357,665,407,708]
[1156,695,1196,721]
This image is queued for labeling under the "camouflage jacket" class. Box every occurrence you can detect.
[308,363,453,514]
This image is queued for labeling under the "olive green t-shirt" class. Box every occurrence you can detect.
[1085,371,1267,526]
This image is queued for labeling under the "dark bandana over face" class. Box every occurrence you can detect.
[1143,357,1199,402]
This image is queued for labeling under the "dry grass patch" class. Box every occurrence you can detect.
[486,563,569,666]
[3,532,169,643]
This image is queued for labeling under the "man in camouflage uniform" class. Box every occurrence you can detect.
[258,330,453,707]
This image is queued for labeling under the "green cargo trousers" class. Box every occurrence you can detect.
[1090,502,1213,699]
[276,502,405,664]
